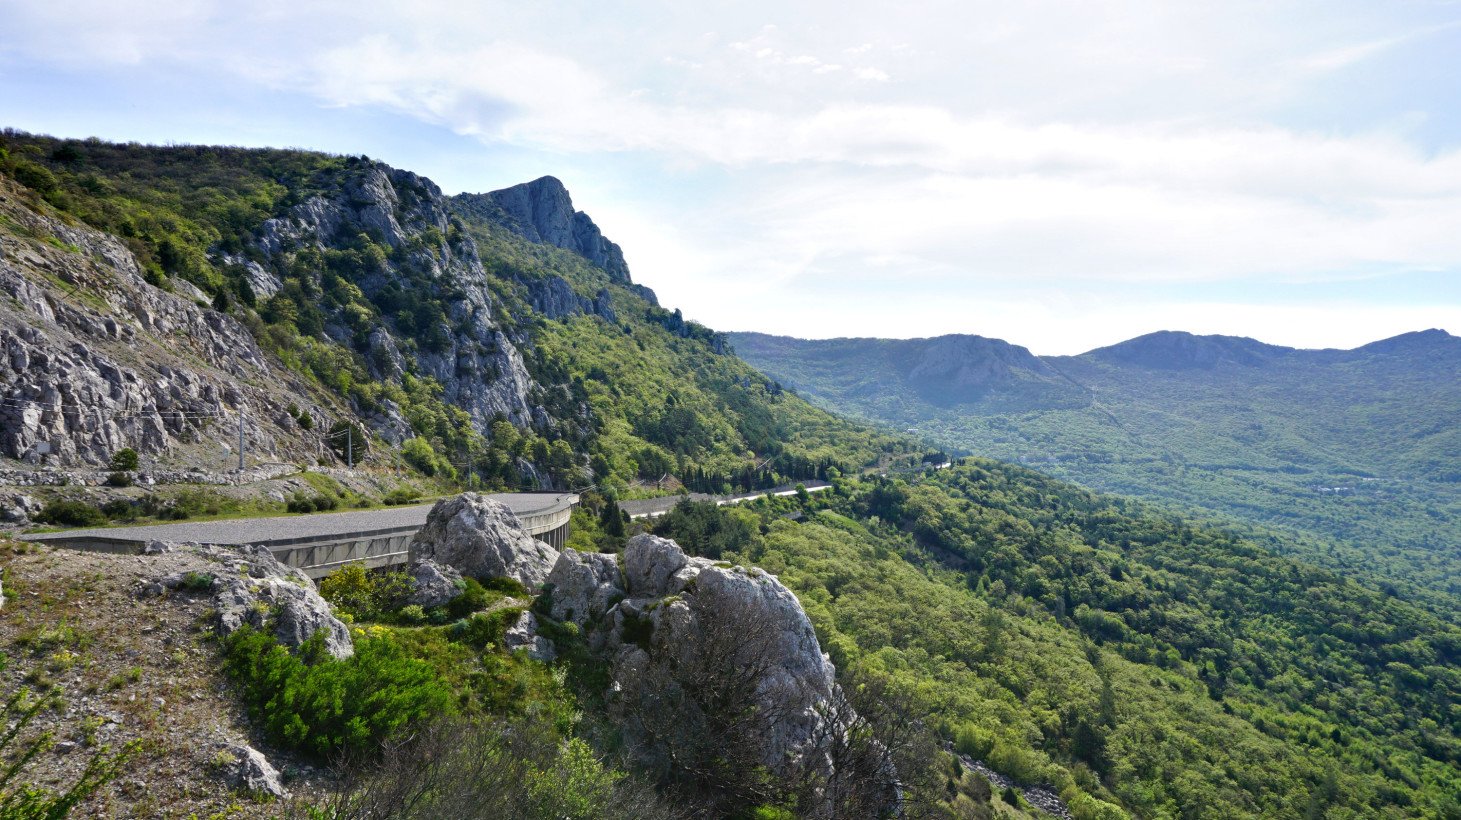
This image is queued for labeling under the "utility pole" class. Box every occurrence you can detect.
[237,411,245,471]
[347,425,353,469]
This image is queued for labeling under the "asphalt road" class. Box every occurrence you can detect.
[619,481,831,519]
[24,492,577,546]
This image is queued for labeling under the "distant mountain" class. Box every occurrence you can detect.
[1082,330,1288,369]
[731,332,1089,413]
[729,327,1461,603]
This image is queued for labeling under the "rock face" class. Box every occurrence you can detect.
[248,163,537,431]
[545,533,845,777]
[523,275,618,323]
[411,494,560,589]
[0,178,329,467]
[406,559,464,609]
[544,549,623,626]
[215,742,290,800]
[146,542,354,660]
[455,177,632,284]
[0,493,41,526]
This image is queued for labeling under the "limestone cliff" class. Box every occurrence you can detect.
[245,163,538,429]
[0,177,331,467]
[455,176,632,284]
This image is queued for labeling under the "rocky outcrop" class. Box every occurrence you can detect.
[410,494,560,589]
[504,610,556,661]
[0,492,40,526]
[455,177,632,284]
[144,542,354,660]
[523,275,619,323]
[0,178,331,467]
[246,162,537,431]
[545,533,846,777]
[215,742,290,800]
[544,549,623,626]
[405,559,464,609]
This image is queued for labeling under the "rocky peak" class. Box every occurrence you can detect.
[456,176,632,284]
[248,160,537,430]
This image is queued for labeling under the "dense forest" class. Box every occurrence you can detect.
[729,331,1461,616]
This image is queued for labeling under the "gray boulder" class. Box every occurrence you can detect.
[504,610,556,661]
[545,549,623,626]
[572,534,848,777]
[406,559,464,609]
[215,742,289,800]
[204,544,354,660]
[410,493,559,589]
[0,493,40,525]
[623,533,688,597]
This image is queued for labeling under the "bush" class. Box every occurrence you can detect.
[401,436,454,479]
[35,501,107,527]
[320,563,413,621]
[108,448,139,471]
[450,607,525,649]
[99,499,136,521]
[447,577,491,618]
[287,492,339,513]
[383,487,422,506]
[105,471,133,488]
[221,626,453,759]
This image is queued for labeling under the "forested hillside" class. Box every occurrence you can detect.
[3,133,1459,819]
[0,130,915,496]
[652,464,1461,819]
[730,330,1461,610]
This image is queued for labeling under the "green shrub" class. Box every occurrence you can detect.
[108,448,139,471]
[287,492,339,513]
[222,626,453,759]
[447,577,491,618]
[35,501,106,527]
[319,563,413,621]
[10,160,58,194]
[449,607,524,650]
[383,487,422,506]
[99,499,136,521]
[105,471,134,488]
[482,576,528,597]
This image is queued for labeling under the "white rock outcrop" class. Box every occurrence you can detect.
[144,542,354,660]
[504,610,556,661]
[406,559,464,609]
[215,742,290,800]
[551,533,844,776]
[410,494,559,589]
[544,549,623,626]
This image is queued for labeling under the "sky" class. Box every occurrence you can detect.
[3,1,1461,354]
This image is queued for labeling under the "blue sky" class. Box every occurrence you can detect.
[3,0,1460,354]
